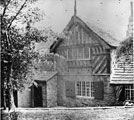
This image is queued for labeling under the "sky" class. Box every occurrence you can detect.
[34,0,132,41]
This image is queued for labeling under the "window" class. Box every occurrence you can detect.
[78,48,83,59]
[84,47,91,59]
[67,47,91,60]
[76,81,94,98]
[125,85,134,101]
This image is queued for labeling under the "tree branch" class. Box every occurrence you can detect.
[7,0,28,30]
[1,0,11,19]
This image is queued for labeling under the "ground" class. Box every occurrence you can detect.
[1,107,134,120]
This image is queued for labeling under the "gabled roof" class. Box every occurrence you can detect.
[64,15,120,48]
[85,22,120,47]
[50,38,63,53]
[34,71,57,81]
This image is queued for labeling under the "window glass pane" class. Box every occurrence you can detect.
[131,90,134,100]
[91,82,94,97]
[78,48,83,59]
[76,81,94,97]
[84,47,89,59]
[86,81,90,87]
[131,85,134,89]
[125,90,130,100]
[82,81,86,96]
[87,88,90,96]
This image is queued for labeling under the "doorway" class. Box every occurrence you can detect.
[34,85,43,107]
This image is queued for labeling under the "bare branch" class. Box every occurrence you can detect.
[7,0,28,30]
[1,0,11,18]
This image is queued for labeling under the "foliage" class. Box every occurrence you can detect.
[1,0,51,110]
[116,37,133,62]
[1,0,64,110]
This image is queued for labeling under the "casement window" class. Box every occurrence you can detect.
[76,81,94,98]
[65,80,104,100]
[125,85,134,101]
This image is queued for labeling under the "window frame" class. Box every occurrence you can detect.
[125,85,134,101]
[67,47,91,61]
[76,80,94,98]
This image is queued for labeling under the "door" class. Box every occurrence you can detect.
[34,86,43,107]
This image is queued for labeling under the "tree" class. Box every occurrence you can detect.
[1,0,46,111]
[116,37,133,63]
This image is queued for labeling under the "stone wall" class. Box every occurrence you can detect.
[17,75,57,108]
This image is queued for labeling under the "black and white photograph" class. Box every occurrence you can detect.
[1,0,134,119]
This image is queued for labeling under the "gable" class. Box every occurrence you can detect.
[62,15,119,48]
[59,21,109,49]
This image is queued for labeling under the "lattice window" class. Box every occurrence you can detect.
[125,85,134,101]
[76,81,94,98]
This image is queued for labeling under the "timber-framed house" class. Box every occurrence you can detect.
[51,12,120,106]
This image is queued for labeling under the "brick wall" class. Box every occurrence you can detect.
[18,89,32,107]
[47,76,57,107]
[42,85,47,107]
[57,73,116,107]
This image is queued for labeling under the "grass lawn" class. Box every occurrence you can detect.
[2,107,134,120]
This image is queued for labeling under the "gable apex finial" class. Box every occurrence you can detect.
[74,0,77,16]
